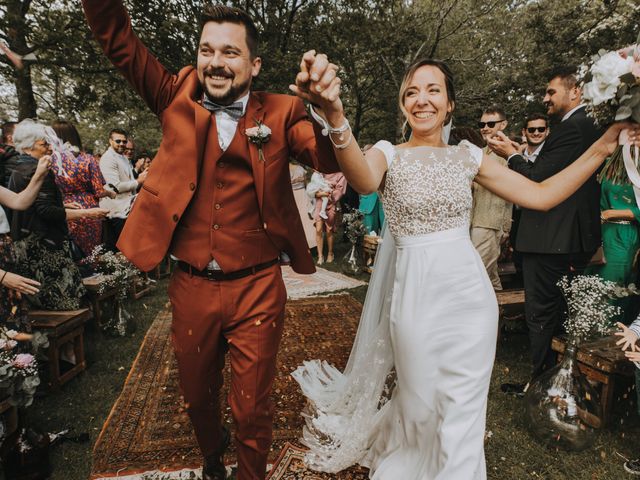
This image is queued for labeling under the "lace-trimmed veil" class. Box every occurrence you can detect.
[291,122,453,473]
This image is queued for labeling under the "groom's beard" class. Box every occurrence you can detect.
[202,67,251,106]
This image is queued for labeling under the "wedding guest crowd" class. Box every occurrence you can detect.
[0,117,155,317]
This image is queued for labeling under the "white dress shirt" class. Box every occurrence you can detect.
[99,147,137,219]
[562,104,586,122]
[213,93,249,151]
[523,142,544,163]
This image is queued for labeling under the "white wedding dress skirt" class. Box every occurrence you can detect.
[364,227,498,480]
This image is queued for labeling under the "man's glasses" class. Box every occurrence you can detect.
[113,139,127,144]
[478,120,505,129]
[35,140,49,148]
[526,127,547,134]
[124,148,134,153]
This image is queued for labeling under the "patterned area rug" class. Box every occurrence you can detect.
[91,295,367,479]
[266,443,368,480]
[281,266,366,299]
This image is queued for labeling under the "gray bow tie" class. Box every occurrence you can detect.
[202,97,244,121]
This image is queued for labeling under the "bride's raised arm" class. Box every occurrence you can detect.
[476,123,640,211]
[290,50,387,194]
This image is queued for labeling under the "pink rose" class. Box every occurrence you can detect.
[13,353,35,369]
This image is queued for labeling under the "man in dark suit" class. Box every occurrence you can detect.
[490,66,601,388]
[82,2,339,479]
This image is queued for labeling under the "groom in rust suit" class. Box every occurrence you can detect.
[82,2,339,479]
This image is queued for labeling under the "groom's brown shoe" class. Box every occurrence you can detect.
[202,426,231,480]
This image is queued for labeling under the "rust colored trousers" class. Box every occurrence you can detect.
[168,264,286,480]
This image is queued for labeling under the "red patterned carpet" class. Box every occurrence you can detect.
[91,295,368,479]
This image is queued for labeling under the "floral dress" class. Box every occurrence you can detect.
[0,218,29,330]
[53,151,108,256]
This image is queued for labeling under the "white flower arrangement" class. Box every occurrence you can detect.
[558,275,632,342]
[581,41,640,124]
[84,245,139,336]
[245,120,271,162]
[84,245,139,300]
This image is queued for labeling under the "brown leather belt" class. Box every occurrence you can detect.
[177,258,279,281]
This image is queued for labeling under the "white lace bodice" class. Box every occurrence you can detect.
[375,141,482,238]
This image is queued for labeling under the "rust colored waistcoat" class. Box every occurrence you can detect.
[170,117,279,273]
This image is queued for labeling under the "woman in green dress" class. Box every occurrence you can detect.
[586,160,640,323]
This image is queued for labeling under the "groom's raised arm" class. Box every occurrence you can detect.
[81,0,180,115]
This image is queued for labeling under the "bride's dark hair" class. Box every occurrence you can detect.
[398,58,456,134]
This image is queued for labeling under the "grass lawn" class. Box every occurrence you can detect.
[14,237,640,479]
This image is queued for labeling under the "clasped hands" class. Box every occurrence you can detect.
[289,50,345,127]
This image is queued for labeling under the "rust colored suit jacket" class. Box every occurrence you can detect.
[82,0,339,273]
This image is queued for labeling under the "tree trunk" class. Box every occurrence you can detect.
[15,66,37,120]
[5,0,37,119]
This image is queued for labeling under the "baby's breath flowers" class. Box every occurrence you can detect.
[558,275,634,342]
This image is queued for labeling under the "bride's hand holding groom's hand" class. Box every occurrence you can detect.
[289,50,345,127]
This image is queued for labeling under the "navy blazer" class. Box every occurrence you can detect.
[509,107,602,254]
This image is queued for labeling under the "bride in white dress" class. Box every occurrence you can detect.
[289,53,639,479]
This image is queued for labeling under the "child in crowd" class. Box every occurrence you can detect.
[306,171,332,220]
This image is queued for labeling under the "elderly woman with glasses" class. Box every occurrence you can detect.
[8,119,108,310]
[0,144,50,330]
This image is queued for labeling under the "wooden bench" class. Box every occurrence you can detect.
[0,396,18,455]
[552,335,635,427]
[83,275,118,328]
[28,309,91,391]
[496,288,525,309]
[131,274,156,300]
[151,255,173,280]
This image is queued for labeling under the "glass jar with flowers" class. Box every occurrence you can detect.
[524,274,632,451]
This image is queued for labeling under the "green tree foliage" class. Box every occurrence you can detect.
[1,0,639,151]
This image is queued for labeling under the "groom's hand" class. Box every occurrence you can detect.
[290,50,344,126]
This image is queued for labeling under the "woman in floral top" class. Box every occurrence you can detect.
[51,120,113,257]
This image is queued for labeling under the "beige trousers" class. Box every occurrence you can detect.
[470,227,503,291]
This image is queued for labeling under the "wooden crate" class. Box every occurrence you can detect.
[552,335,635,427]
[28,309,91,391]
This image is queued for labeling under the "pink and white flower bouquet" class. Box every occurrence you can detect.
[0,326,46,408]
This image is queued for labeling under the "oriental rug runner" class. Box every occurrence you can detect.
[281,266,366,299]
[91,295,367,479]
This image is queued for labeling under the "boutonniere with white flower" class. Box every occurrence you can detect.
[245,120,272,162]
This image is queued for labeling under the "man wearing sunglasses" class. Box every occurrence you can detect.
[470,105,512,291]
[521,113,549,163]
[99,128,147,251]
[489,66,601,394]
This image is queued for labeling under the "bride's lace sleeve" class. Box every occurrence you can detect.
[459,140,484,169]
[372,140,395,168]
